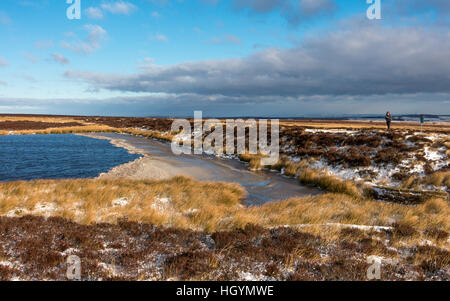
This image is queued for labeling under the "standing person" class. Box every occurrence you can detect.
[385,112,392,130]
[420,114,425,133]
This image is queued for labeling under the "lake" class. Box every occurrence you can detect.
[0,134,141,182]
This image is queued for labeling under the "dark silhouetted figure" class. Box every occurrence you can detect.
[385,112,392,130]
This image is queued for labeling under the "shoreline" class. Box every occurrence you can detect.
[77,133,178,181]
[76,132,146,155]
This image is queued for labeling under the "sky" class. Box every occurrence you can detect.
[0,0,449,117]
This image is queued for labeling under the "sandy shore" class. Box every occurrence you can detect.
[98,156,215,180]
[78,133,177,180]
[77,133,143,155]
[78,133,225,181]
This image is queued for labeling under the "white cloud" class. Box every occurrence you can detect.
[34,40,54,49]
[61,25,107,55]
[101,1,137,15]
[151,34,168,42]
[137,57,156,67]
[85,7,104,19]
[51,53,70,65]
[211,34,242,45]
[24,53,38,63]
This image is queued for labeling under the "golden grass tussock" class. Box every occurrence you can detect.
[238,152,269,170]
[120,128,174,142]
[284,162,302,177]
[262,157,363,199]
[401,176,417,190]
[0,116,83,124]
[0,125,116,136]
[294,165,361,199]
[1,178,448,243]
[268,156,290,171]
[423,171,450,188]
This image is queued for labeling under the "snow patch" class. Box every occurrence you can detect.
[424,147,445,161]
[112,197,129,207]
[305,129,358,134]
[5,202,57,218]
[184,208,199,215]
[151,197,172,212]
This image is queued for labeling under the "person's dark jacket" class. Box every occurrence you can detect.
[385,114,392,122]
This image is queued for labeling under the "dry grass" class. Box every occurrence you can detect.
[401,176,418,190]
[237,154,364,198]
[239,155,364,199]
[423,171,450,188]
[0,125,116,136]
[297,168,361,199]
[0,116,83,124]
[0,177,246,232]
[119,128,174,142]
[1,177,448,248]
[238,152,269,170]
[270,157,362,199]
[284,161,308,177]
[279,120,450,132]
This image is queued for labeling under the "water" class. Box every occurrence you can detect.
[0,134,141,182]
[96,133,321,205]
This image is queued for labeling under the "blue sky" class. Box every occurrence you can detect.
[0,0,449,117]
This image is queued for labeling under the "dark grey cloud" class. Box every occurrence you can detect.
[394,0,450,15]
[232,0,281,13]
[231,0,336,25]
[64,23,450,98]
[1,93,449,117]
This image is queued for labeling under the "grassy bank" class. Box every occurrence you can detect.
[1,177,448,247]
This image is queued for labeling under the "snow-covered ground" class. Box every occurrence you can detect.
[281,129,449,191]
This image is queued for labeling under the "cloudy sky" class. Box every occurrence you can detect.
[0,0,449,117]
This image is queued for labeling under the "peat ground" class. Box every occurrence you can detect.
[0,215,448,281]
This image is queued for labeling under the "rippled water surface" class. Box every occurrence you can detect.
[0,134,141,182]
